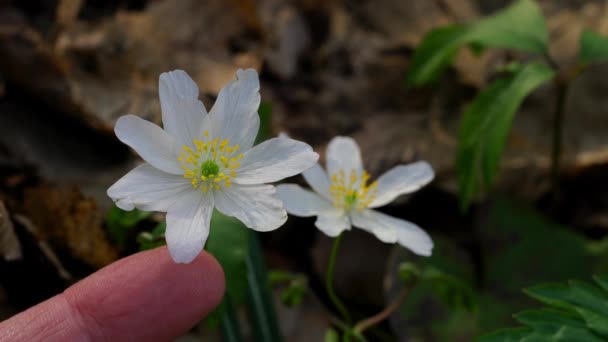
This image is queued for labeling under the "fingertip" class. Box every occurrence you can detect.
[179,248,226,314]
[62,246,226,341]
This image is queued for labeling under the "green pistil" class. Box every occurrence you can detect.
[200,160,220,177]
[344,192,358,209]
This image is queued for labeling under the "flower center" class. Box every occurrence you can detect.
[177,131,243,193]
[329,169,377,211]
[200,160,220,177]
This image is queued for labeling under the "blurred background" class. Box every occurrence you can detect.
[1,0,608,341]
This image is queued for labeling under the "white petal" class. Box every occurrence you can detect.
[326,136,363,179]
[159,70,207,147]
[209,69,261,151]
[114,115,182,174]
[276,184,333,217]
[165,190,214,263]
[233,137,319,184]
[315,210,350,237]
[214,184,287,232]
[351,209,433,256]
[302,163,331,200]
[107,164,191,212]
[369,161,434,208]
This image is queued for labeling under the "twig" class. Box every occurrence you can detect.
[353,286,410,334]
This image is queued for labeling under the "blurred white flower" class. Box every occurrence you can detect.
[108,69,318,263]
[277,136,434,256]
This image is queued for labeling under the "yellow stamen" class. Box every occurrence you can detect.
[177,137,241,192]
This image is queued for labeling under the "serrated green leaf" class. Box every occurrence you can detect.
[577,308,608,338]
[481,275,608,342]
[568,280,608,316]
[457,63,555,210]
[579,30,608,65]
[407,0,549,86]
[524,284,579,312]
[593,275,608,292]
[525,281,608,319]
[515,309,584,329]
[477,327,531,342]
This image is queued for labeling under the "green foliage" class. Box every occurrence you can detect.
[269,271,308,307]
[406,25,466,86]
[207,211,250,305]
[207,102,280,339]
[477,198,593,332]
[206,215,282,342]
[457,63,555,210]
[219,295,244,342]
[106,206,151,246]
[406,0,548,86]
[579,30,608,65]
[477,276,608,341]
[398,262,476,311]
[245,230,282,342]
[324,328,339,342]
[136,222,166,250]
[255,102,273,145]
[395,199,595,340]
[393,237,480,340]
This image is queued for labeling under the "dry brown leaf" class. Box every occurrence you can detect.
[21,186,118,268]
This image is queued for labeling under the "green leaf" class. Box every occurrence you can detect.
[269,271,308,308]
[136,222,166,251]
[579,30,608,65]
[524,284,579,312]
[467,0,548,54]
[245,230,282,342]
[398,262,422,282]
[406,25,467,86]
[219,295,244,342]
[479,274,608,341]
[457,63,555,210]
[206,211,250,304]
[476,198,593,333]
[255,102,273,145]
[578,308,608,338]
[390,237,480,340]
[514,309,584,329]
[526,281,608,317]
[406,0,549,86]
[106,206,151,246]
[593,275,608,292]
[324,328,339,342]
[477,327,532,342]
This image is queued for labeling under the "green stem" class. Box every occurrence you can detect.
[550,80,568,203]
[325,233,352,324]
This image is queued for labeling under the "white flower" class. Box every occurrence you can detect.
[107,69,318,263]
[276,136,434,256]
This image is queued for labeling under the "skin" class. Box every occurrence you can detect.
[0,246,225,342]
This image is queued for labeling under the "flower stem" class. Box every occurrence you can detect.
[353,286,410,334]
[325,233,351,324]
